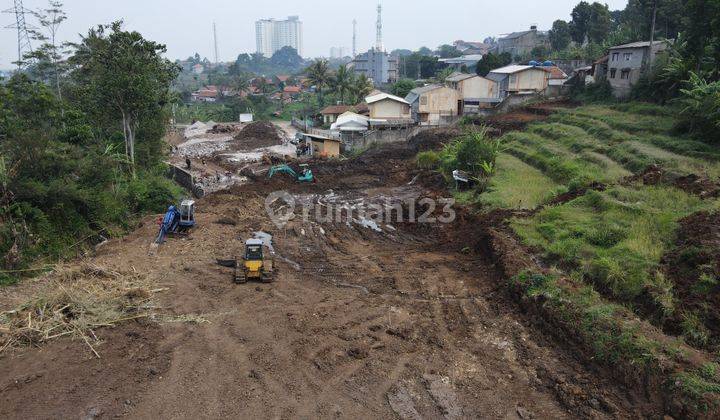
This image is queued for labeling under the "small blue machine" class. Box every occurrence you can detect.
[155,199,196,244]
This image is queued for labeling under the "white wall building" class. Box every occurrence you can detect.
[255,16,303,58]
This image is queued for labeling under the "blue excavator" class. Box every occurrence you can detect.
[267,164,315,183]
[155,199,196,244]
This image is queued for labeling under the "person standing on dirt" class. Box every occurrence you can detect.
[185,157,191,170]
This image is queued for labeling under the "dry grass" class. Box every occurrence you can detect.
[0,263,166,357]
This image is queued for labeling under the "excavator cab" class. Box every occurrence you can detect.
[297,164,314,183]
[236,239,273,284]
[178,199,196,229]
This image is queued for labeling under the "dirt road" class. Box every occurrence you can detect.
[1,143,645,419]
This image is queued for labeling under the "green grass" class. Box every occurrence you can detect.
[510,272,664,367]
[479,154,561,209]
[489,102,720,415]
[511,186,711,304]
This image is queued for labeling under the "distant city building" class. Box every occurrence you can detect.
[350,48,398,86]
[497,26,550,57]
[256,16,303,58]
[330,47,345,59]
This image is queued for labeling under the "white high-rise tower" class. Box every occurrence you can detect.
[255,16,303,57]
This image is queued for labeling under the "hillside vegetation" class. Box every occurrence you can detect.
[479,103,720,413]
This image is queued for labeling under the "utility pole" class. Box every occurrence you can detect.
[644,0,658,75]
[213,21,219,65]
[3,0,33,69]
[352,19,357,58]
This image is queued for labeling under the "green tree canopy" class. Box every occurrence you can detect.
[68,21,179,174]
[391,79,416,98]
[476,52,512,77]
[549,20,572,51]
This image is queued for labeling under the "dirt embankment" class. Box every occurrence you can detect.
[661,211,720,346]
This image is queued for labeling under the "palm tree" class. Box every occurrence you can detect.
[350,73,373,104]
[231,76,249,97]
[331,65,353,104]
[306,59,331,106]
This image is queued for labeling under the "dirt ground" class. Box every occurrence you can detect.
[1,140,654,419]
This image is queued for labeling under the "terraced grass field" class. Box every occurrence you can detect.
[480,102,720,413]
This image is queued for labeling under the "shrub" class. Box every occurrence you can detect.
[676,73,720,143]
[439,128,502,190]
[571,80,614,103]
[416,151,440,169]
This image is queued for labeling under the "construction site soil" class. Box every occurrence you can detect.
[1,135,665,418]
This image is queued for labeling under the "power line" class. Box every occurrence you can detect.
[3,0,34,69]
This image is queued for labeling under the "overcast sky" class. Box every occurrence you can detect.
[0,0,629,68]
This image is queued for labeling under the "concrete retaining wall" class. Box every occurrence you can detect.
[167,165,205,198]
[342,126,436,151]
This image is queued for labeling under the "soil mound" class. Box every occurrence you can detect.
[408,127,461,152]
[674,173,720,199]
[232,122,283,150]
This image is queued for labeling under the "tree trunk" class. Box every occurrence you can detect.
[121,110,129,158]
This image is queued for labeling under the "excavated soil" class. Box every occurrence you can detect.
[232,121,284,150]
[0,140,659,418]
[662,211,720,346]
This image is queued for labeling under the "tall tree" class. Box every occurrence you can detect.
[26,1,67,101]
[69,22,178,176]
[437,44,462,58]
[549,20,572,51]
[570,1,593,44]
[476,52,512,77]
[587,2,612,43]
[306,59,331,106]
[269,46,303,69]
[569,1,611,44]
[330,65,353,104]
[350,73,373,103]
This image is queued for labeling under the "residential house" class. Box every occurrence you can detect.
[191,86,220,102]
[445,72,500,114]
[274,75,291,85]
[282,85,302,100]
[320,105,357,125]
[497,26,550,57]
[603,40,670,98]
[438,55,484,71]
[330,112,370,133]
[365,92,411,120]
[544,66,569,96]
[453,40,492,56]
[405,85,459,125]
[486,65,550,97]
[350,48,399,86]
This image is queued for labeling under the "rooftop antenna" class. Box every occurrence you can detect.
[375,3,383,51]
[352,19,357,57]
[3,0,33,69]
[213,21,219,64]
